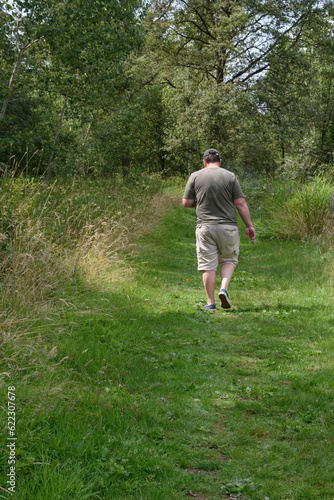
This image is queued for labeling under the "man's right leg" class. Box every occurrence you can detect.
[214,225,240,309]
[219,263,235,308]
[220,263,235,292]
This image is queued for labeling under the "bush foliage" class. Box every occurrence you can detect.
[259,176,334,241]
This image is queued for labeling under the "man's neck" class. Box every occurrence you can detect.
[205,163,220,168]
[203,159,222,168]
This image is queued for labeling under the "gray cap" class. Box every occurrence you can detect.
[203,148,220,159]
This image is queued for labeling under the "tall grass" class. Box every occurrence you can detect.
[0,174,179,321]
[259,176,334,242]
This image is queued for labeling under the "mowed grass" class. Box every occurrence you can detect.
[1,193,334,499]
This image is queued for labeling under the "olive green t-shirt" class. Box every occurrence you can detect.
[183,166,244,226]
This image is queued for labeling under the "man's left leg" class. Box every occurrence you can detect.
[196,225,218,309]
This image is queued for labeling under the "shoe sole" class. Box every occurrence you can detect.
[219,291,231,309]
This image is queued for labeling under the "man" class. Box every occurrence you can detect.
[182,148,256,310]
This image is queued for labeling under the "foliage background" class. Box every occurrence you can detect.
[0,0,333,179]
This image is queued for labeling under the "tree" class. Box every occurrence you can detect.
[250,2,334,173]
[134,0,333,174]
[0,0,144,179]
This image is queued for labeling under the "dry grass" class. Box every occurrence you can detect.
[68,190,181,285]
[1,222,69,310]
[320,216,334,249]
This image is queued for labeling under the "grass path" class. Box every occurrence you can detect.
[2,197,334,499]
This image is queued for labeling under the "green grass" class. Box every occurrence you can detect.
[1,186,334,499]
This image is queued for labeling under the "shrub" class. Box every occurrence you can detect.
[261,176,334,241]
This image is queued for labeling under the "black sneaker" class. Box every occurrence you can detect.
[218,289,231,309]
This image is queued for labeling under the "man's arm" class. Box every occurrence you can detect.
[182,198,196,208]
[234,197,256,244]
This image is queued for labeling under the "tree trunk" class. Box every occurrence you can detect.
[280,140,285,162]
[45,87,71,187]
[0,48,24,120]
[0,37,42,121]
[82,122,92,177]
[122,158,131,179]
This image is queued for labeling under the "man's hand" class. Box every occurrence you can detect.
[245,226,256,244]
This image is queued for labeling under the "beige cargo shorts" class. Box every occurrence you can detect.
[196,224,240,271]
